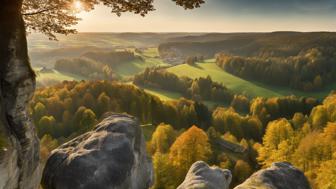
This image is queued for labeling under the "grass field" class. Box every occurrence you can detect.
[35,68,85,87]
[114,48,168,78]
[167,60,335,99]
[144,87,183,101]
[141,86,227,109]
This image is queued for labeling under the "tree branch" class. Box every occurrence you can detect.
[22,7,56,16]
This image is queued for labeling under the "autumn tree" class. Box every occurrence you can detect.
[33,102,47,121]
[150,123,176,154]
[169,126,212,187]
[258,119,294,166]
[152,152,173,189]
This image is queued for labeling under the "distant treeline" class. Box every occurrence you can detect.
[55,57,115,80]
[133,68,234,104]
[158,32,336,64]
[54,50,142,79]
[216,47,336,91]
[82,50,143,67]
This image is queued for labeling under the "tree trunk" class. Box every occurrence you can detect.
[0,0,41,188]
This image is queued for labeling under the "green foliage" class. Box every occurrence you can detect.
[167,61,336,99]
[216,47,336,92]
[134,68,234,103]
[54,57,115,80]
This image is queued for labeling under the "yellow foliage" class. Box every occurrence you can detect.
[169,126,212,186]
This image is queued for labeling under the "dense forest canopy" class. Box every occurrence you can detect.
[216,46,336,91]
[30,79,333,188]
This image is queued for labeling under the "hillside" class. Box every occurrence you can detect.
[167,60,335,99]
[159,32,336,64]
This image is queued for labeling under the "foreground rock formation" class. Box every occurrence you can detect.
[178,161,310,189]
[41,113,153,189]
[177,161,232,189]
[234,162,311,189]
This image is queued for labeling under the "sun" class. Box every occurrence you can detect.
[74,1,83,10]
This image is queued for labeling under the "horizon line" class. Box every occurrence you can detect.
[66,30,336,34]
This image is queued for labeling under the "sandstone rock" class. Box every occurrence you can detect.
[0,4,42,188]
[177,161,232,189]
[234,162,311,189]
[41,113,153,189]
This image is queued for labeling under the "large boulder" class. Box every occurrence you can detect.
[234,162,311,189]
[177,161,232,189]
[41,113,153,189]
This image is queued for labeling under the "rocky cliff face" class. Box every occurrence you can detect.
[41,113,153,189]
[177,161,232,189]
[0,1,42,188]
[234,162,311,189]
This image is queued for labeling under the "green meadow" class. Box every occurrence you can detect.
[167,60,334,99]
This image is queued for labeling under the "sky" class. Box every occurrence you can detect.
[75,0,336,32]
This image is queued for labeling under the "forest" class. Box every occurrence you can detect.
[216,47,336,91]
[29,79,331,188]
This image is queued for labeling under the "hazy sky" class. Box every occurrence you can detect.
[76,0,336,32]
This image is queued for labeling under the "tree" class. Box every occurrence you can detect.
[258,119,294,166]
[316,157,336,189]
[40,134,58,162]
[169,126,212,187]
[33,102,47,121]
[150,124,176,154]
[310,106,328,129]
[79,108,97,133]
[97,92,111,117]
[232,160,252,185]
[38,116,56,137]
[152,152,173,189]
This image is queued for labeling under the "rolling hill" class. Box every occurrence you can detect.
[167,60,335,99]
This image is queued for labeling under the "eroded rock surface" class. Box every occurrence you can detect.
[234,162,311,189]
[177,161,232,189]
[0,1,42,188]
[41,113,153,189]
